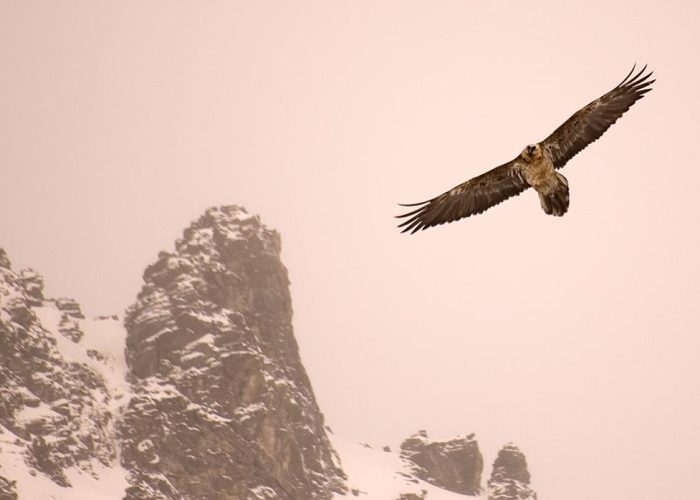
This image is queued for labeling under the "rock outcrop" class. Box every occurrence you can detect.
[0,249,11,270]
[487,444,537,500]
[17,269,43,305]
[400,430,483,495]
[396,492,426,500]
[0,473,18,500]
[122,206,346,499]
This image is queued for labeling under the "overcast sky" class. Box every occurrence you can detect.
[2,2,699,499]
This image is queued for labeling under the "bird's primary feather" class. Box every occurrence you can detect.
[543,65,654,170]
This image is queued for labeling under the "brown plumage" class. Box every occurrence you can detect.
[397,65,654,234]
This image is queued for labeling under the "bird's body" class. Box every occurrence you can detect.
[397,65,654,233]
[520,143,570,216]
[521,146,555,193]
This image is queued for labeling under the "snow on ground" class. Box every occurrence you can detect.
[332,437,486,500]
[13,400,59,425]
[0,422,129,500]
[33,306,131,408]
[80,315,131,405]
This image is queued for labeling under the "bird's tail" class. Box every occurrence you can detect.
[538,173,570,217]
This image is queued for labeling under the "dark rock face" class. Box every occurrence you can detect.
[0,473,18,500]
[488,444,537,500]
[0,248,11,270]
[51,297,85,319]
[18,269,44,304]
[122,206,346,499]
[400,430,483,495]
[0,256,117,489]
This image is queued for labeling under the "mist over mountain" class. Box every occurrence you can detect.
[0,207,535,499]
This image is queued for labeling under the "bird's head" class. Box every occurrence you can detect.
[522,143,542,162]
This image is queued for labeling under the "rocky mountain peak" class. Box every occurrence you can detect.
[122,205,345,499]
[126,205,287,379]
[1,210,540,500]
[487,443,537,500]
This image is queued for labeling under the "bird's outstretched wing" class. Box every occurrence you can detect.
[396,159,528,233]
[543,65,654,170]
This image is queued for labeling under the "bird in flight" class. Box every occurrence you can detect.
[397,65,654,234]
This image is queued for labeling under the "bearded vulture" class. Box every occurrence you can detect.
[397,65,654,233]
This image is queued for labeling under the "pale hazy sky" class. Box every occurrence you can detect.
[2,2,699,499]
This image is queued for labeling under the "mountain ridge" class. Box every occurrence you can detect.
[0,206,536,500]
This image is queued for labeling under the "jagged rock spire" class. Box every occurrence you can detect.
[488,443,537,500]
[122,205,346,499]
